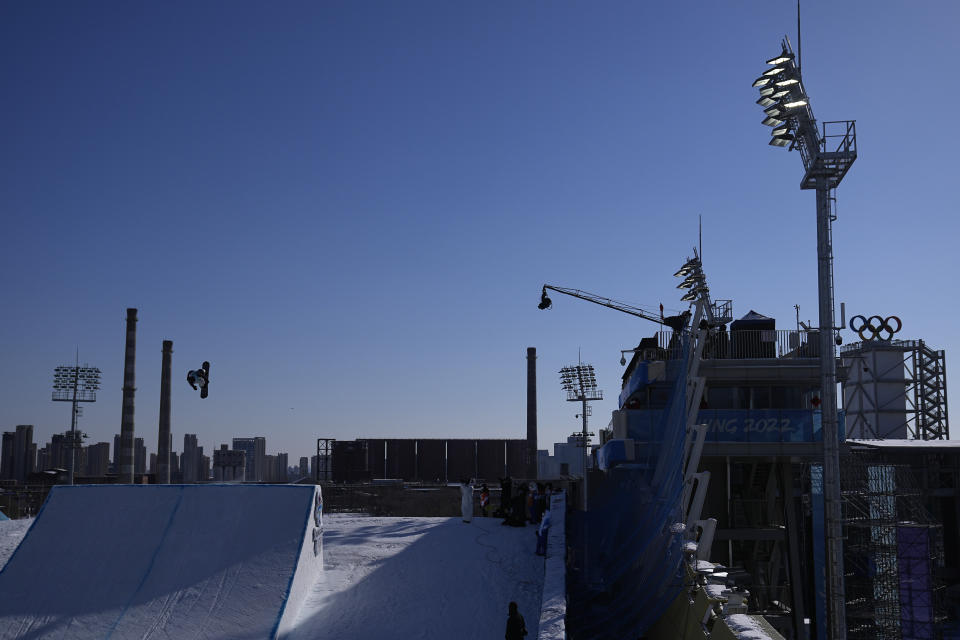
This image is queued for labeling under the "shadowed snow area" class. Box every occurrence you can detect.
[289,514,544,639]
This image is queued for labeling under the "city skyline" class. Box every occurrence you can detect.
[2,2,958,456]
[1,424,307,482]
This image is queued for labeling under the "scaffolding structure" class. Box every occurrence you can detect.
[840,460,944,640]
[841,339,949,441]
[315,438,335,483]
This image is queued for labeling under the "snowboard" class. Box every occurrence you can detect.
[200,361,210,399]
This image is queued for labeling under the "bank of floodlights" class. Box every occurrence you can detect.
[559,364,601,401]
[753,47,810,148]
[52,365,101,403]
[675,255,710,303]
[52,362,101,485]
[673,258,700,278]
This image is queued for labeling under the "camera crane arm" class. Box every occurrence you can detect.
[538,285,688,330]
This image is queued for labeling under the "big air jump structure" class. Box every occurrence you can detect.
[0,484,324,639]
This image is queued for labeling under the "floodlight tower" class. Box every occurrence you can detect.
[559,364,602,509]
[754,37,857,640]
[52,359,102,485]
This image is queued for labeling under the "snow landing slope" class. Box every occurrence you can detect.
[0,484,323,640]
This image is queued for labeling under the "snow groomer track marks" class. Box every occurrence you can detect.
[0,484,323,640]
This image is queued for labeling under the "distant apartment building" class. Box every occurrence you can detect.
[169,451,180,482]
[272,453,288,483]
[37,433,66,471]
[537,436,592,479]
[232,437,266,482]
[1,432,14,480]
[264,455,276,482]
[299,456,309,479]
[1,425,37,484]
[85,442,110,477]
[260,454,289,483]
[213,444,246,482]
[182,434,205,483]
[135,437,146,476]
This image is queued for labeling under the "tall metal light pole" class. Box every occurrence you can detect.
[52,359,101,485]
[753,38,857,640]
[559,364,602,510]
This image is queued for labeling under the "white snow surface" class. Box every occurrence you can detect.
[0,484,322,639]
[0,492,546,640]
[725,613,776,639]
[289,514,544,639]
[0,517,32,571]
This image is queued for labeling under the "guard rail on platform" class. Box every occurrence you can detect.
[656,330,820,360]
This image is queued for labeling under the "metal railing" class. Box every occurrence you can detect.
[656,330,820,360]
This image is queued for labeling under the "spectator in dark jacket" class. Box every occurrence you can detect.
[505,601,528,639]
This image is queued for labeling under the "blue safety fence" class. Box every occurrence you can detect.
[567,336,691,638]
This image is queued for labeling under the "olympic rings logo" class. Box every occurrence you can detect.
[850,315,901,341]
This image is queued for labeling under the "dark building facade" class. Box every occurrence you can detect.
[331,438,530,484]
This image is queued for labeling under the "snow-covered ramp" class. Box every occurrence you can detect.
[0,484,323,639]
[289,514,545,639]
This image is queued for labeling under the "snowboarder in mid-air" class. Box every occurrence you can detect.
[187,361,211,398]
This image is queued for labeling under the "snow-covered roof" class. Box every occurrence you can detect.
[725,613,778,640]
[704,583,729,600]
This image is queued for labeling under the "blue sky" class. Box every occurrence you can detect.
[2,1,958,464]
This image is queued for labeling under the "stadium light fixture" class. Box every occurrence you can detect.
[673,258,700,278]
[52,361,101,486]
[753,38,859,640]
[769,133,795,147]
[677,274,703,290]
[764,105,790,118]
[558,363,602,510]
[766,52,795,65]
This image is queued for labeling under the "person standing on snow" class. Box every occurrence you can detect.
[460,479,473,523]
[535,506,552,556]
[504,601,528,639]
[480,484,490,517]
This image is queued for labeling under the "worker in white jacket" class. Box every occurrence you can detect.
[460,480,473,523]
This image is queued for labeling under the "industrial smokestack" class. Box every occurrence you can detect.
[119,308,138,483]
[526,347,538,479]
[157,340,173,484]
